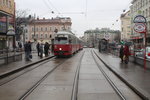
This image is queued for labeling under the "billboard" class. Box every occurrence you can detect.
[0,16,14,35]
[0,0,15,15]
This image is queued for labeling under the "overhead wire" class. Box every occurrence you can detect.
[43,0,53,12]
[46,0,61,14]
[85,0,88,18]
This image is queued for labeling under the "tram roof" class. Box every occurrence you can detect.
[57,31,75,35]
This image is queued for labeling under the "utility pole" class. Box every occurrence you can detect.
[34,13,36,41]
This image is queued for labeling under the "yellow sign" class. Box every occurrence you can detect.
[0,0,15,15]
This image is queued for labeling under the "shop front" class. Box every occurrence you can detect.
[0,12,15,50]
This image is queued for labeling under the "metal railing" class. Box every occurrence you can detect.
[0,48,23,65]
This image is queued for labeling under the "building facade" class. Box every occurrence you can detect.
[130,0,150,48]
[28,17,72,44]
[84,28,121,47]
[0,0,15,50]
[120,11,131,41]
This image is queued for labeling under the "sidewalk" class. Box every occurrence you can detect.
[0,51,54,78]
[94,49,150,99]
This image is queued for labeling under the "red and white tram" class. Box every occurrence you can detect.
[53,31,83,57]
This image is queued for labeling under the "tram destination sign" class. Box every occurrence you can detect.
[133,15,147,23]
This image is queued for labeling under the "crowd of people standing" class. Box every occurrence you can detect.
[36,42,50,58]
[24,41,51,61]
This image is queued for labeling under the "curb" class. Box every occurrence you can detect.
[94,50,150,100]
[0,55,55,79]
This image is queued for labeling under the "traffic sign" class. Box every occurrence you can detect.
[133,15,147,23]
[134,23,146,33]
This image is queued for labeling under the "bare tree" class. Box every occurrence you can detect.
[15,9,30,41]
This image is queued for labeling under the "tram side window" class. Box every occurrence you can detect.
[54,37,68,44]
[68,35,72,44]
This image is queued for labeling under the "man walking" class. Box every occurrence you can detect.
[24,41,32,61]
[36,42,40,56]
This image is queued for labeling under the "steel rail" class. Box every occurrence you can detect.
[71,51,85,100]
[93,50,149,100]
[19,58,68,100]
[0,55,55,79]
[91,50,126,100]
[0,57,56,86]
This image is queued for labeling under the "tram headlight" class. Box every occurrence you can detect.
[59,48,62,51]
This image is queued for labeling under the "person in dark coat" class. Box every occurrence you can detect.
[36,42,40,56]
[39,43,43,58]
[124,45,130,58]
[44,42,49,57]
[119,45,124,62]
[123,44,130,64]
[24,41,32,61]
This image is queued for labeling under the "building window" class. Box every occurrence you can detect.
[41,34,43,38]
[32,27,34,32]
[45,27,47,31]
[8,1,11,8]
[49,27,52,31]
[3,0,5,5]
[6,0,8,7]
[36,28,38,32]
[146,9,148,17]
[45,34,47,38]
[32,34,34,39]
[36,34,38,38]
[149,7,150,17]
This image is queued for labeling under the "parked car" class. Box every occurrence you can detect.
[135,47,150,59]
[146,47,150,59]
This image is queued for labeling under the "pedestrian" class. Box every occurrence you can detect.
[119,45,124,63]
[36,42,40,56]
[24,41,32,61]
[18,42,22,52]
[123,44,130,64]
[39,43,43,58]
[44,42,49,57]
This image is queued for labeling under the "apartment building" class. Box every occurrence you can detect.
[84,28,120,47]
[130,0,150,48]
[120,11,131,41]
[28,17,72,44]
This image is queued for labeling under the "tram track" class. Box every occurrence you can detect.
[0,55,55,79]
[91,50,126,100]
[71,51,84,100]
[0,57,57,86]
[19,58,68,100]
[92,50,148,100]
[17,51,85,100]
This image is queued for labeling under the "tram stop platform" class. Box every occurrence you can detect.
[0,52,54,78]
[94,49,150,99]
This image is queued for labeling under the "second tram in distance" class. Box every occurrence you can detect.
[53,31,83,57]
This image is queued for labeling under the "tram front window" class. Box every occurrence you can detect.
[54,37,68,44]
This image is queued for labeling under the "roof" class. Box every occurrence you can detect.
[56,31,75,36]
[131,0,137,4]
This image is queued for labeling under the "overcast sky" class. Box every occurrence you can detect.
[15,0,132,37]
